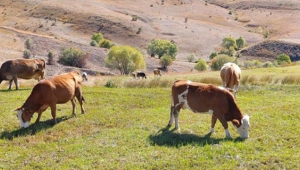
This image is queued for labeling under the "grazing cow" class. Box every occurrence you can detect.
[131,72,136,79]
[153,69,162,77]
[82,72,88,81]
[168,80,250,139]
[14,71,85,128]
[0,58,46,90]
[220,62,241,98]
[136,71,147,79]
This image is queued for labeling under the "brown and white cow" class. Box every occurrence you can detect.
[0,58,46,90]
[168,80,250,139]
[153,69,162,77]
[220,62,241,98]
[14,71,85,128]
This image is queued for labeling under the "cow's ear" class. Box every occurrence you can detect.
[232,119,240,127]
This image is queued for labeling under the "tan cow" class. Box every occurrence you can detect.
[168,80,250,139]
[220,62,241,98]
[14,71,85,128]
[0,58,46,90]
[153,69,161,77]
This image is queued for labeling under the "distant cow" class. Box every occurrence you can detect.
[136,72,147,79]
[14,71,85,128]
[168,80,250,139]
[131,72,136,79]
[0,58,46,90]
[153,69,161,77]
[82,72,88,81]
[220,62,241,98]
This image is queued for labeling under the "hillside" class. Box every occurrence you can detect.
[1,0,300,76]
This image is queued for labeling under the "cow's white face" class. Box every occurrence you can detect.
[235,115,250,138]
[16,109,30,128]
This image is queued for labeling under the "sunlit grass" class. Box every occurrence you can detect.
[1,66,300,169]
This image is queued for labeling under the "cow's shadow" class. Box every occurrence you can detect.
[148,126,245,147]
[0,116,71,140]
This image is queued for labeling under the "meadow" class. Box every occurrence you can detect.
[1,66,300,169]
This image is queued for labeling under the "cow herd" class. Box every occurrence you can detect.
[0,58,249,139]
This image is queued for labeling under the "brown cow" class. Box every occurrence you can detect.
[168,80,250,138]
[153,69,161,77]
[220,62,241,98]
[14,71,85,128]
[0,58,46,90]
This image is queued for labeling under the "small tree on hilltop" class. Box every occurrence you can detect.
[105,45,146,75]
[59,46,89,68]
[209,51,218,60]
[236,37,246,50]
[91,32,104,44]
[277,53,291,65]
[147,39,178,59]
[159,54,173,71]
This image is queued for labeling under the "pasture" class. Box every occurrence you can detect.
[1,66,300,169]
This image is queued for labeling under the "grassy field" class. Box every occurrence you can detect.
[1,66,300,169]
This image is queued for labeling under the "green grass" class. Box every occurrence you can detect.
[1,67,300,169]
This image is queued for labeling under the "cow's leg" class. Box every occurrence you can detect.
[8,79,13,90]
[210,115,217,133]
[70,98,76,116]
[174,109,181,130]
[217,116,231,138]
[13,76,19,90]
[35,111,43,124]
[168,105,175,127]
[50,104,57,124]
[75,93,85,114]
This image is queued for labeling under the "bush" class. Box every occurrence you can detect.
[24,37,33,50]
[59,46,89,68]
[91,32,103,43]
[187,53,195,62]
[23,49,31,59]
[194,58,207,71]
[90,40,97,46]
[236,37,246,49]
[209,52,218,60]
[210,54,233,71]
[244,60,262,68]
[47,52,55,65]
[147,39,178,59]
[99,39,114,49]
[263,61,274,68]
[277,53,291,65]
[159,54,173,71]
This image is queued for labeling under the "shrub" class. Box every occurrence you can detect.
[277,53,291,65]
[187,53,195,62]
[23,49,31,59]
[59,46,89,68]
[147,39,178,59]
[209,52,218,60]
[236,37,246,49]
[159,54,173,71]
[263,61,274,68]
[210,54,233,71]
[99,39,114,49]
[194,58,207,71]
[90,40,97,46]
[24,37,33,50]
[91,32,103,43]
[47,52,55,65]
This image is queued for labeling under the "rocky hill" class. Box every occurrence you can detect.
[1,0,300,76]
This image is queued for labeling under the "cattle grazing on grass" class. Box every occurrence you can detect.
[14,71,85,128]
[220,62,241,98]
[153,69,162,77]
[131,72,136,79]
[136,71,147,79]
[82,72,88,81]
[168,80,250,139]
[0,58,46,90]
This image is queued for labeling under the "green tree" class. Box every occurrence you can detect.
[194,58,207,71]
[236,37,246,49]
[91,32,104,43]
[187,53,195,62]
[222,36,237,49]
[147,39,178,59]
[100,39,114,49]
[159,54,173,71]
[210,54,233,71]
[277,53,291,65]
[105,45,146,75]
